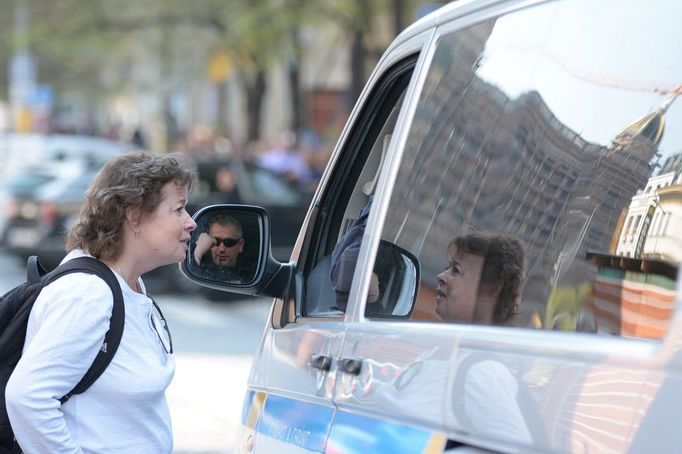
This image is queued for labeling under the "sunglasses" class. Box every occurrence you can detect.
[150,299,173,354]
[213,236,242,248]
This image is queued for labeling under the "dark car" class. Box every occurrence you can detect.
[145,156,312,296]
[3,169,98,270]
[0,168,59,245]
[189,157,312,261]
[2,153,312,295]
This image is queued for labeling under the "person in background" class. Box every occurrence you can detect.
[203,165,241,205]
[257,130,314,188]
[131,128,146,149]
[6,151,196,454]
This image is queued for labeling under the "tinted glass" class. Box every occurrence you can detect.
[4,173,55,196]
[375,0,681,340]
[248,166,302,206]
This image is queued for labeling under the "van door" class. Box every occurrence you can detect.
[330,0,682,453]
[245,34,428,454]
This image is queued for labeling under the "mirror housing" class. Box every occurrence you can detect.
[180,204,293,298]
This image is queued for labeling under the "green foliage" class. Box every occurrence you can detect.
[0,0,422,135]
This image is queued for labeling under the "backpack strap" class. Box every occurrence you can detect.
[36,257,125,404]
[26,256,48,284]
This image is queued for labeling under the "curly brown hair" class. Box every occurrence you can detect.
[66,151,195,260]
[450,233,525,325]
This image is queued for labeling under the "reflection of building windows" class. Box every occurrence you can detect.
[663,212,672,235]
[651,213,660,237]
[624,216,634,237]
[632,215,642,235]
[588,230,603,251]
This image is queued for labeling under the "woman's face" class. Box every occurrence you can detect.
[435,250,485,323]
[138,180,196,269]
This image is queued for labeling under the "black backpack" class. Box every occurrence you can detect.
[0,256,124,452]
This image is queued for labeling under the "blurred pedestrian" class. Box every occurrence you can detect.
[131,128,146,149]
[203,165,241,205]
[257,130,314,187]
[6,151,196,453]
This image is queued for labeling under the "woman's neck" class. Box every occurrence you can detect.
[104,259,142,293]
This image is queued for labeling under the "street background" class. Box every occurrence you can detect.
[0,2,449,453]
[0,251,271,454]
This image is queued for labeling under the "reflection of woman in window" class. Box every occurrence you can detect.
[435,233,525,325]
[436,235,535,449]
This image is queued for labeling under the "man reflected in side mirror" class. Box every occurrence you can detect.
[193,213,248,284]
[436,233,525,325]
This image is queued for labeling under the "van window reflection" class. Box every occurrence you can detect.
[436,234,525,326]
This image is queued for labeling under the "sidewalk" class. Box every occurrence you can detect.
[169,353,253,454]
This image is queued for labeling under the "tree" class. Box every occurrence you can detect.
[0,0,422,143]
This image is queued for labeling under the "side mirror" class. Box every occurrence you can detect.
[366,240,420,318]
[180,204,293,298]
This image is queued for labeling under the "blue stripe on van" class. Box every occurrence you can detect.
[327,410,445,454]
[243,391,446,453]
[258,394,334,452]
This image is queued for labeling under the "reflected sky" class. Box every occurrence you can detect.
[476,0,682,159]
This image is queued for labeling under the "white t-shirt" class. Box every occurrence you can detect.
[6,250,175,454]
[451,354,533,446]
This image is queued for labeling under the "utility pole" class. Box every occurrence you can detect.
[9,0,36,132]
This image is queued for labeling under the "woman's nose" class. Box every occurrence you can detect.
[186,217,197,232]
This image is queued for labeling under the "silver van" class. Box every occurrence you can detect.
[182,0,682,452]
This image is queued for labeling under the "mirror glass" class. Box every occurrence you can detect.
[186,208,262,285]
[365,240,420,318]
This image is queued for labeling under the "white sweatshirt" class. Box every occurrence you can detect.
[6,250,175,454]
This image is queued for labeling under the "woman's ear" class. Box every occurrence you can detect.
[125,207,142,231]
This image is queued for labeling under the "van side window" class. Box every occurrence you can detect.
[303,59,414,317]
[369,5,682,341]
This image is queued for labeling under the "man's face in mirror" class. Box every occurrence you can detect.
[209,222,244,267]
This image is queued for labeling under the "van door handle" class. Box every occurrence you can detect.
[309,354,332,371]
[338,357,362,375]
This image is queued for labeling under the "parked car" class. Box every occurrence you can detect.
[3,169,99,270]
[189,157,311,261]
[181,1,682,452]
[0,168,59,245]
[0,134,131,255]
[0,133,130,182]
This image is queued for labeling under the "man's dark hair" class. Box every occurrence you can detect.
[210,213,242,237]
[449,233,525,324]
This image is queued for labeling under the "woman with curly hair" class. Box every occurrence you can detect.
[435,233,525,325]
[7,151,196,453]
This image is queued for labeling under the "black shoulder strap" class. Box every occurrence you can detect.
[26,256,47,284]
[38,257,125,404]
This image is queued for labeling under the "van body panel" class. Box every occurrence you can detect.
[187,0,682,452]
